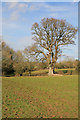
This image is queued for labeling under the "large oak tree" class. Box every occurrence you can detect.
[31,18,77,75]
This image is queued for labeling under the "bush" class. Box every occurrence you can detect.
[62,70,68,74]
[70,70,73,75]
[31,69,48,76]
[58,71,64,75]
[65,70,73,75]
[23,72,29,76]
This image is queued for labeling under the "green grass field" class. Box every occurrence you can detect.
[2,75,78,118]
[23,68,76,76]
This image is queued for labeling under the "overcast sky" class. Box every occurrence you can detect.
[1,1,78,60]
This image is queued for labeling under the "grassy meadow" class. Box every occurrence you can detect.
[2,75,78,118]
[23,68,76,76]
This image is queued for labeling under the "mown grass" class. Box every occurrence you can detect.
[23,68,76,76]
[2,75,78,118]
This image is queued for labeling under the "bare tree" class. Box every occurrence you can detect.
[31,18,77,75]
[23,47,37,76]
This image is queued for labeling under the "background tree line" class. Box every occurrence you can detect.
[2,41,79,77]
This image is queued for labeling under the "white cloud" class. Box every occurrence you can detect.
[17,3,28,12]
[4,2,70,12]
[8,2,17,9]
[3,3,28,21]
[29,4,40,11]
[73,0,79,2]
[3,2,72,23]
[43,3,68,12]
[7,2,28,10]
[29,3,71,12]
[18,3,28,8]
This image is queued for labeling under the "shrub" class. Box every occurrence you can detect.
[31,69,48,76]
[62,70,68,74]
[65,70,73,75]
[23,72,29,76]
[70,70,73,75]
[58,71,64,75]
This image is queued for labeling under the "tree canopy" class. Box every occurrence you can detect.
[2,42,15,76]
[31,17,77,74]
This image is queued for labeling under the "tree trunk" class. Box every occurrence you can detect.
[20,74,22,76]
[48,61,55,75]
[53,67,55,74]
[29,71,31,76]
[48,67,54,75]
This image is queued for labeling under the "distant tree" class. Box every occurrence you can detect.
[55,62,64,69]
[13,50,25,76]
[2,42,15,76]
[73,59,78,69]
[31,18,77,75]
[75,60,80,72]
[23,48,36,76]
[38,61,48,70]
[0,36,2,75]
